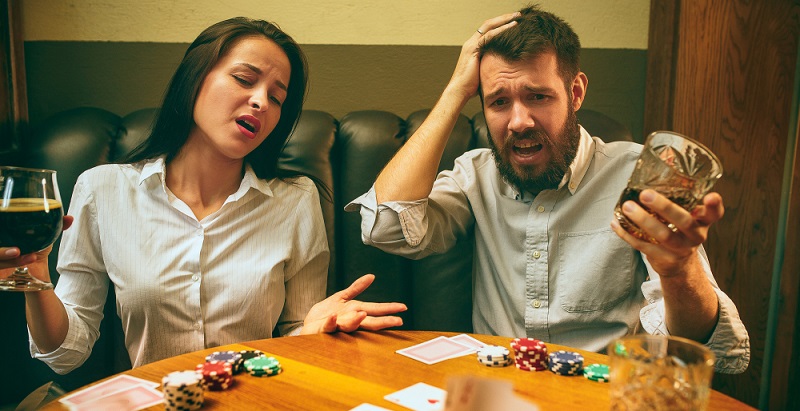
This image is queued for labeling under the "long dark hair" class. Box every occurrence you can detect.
[123,17,308,182]
[480,4,581,91]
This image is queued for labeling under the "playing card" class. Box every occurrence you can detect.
[396,336,474,364]
[349,404,392,411]
[59,375,160,406]
[384,382,446,411]
[448,334,487,352]
[70,384,164,411]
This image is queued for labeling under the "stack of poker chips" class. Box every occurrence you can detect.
[205,350,244,373]
[243,355,283,377]
[195,361,234,391]
[583,363,610,383]
[237,349,264,374]
[476,345,513,367]
[162,370,204,411]
[548,350,584,376]
[510,338,548,371]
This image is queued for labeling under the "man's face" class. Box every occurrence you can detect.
[480,51,584,194]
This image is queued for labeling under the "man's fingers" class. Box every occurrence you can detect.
[693,192,724,226]
[476,12,520,37]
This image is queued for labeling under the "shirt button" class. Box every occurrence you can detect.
[194,322,202,330]
[532,299,541,308]
[536,205,545,213]
[569,182,577,190]
[533,251,541,259]
[191,274,200,282]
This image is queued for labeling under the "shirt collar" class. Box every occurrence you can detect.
[137,157,274,198]
[561,125,595,195]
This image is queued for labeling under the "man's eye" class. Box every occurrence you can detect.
[532,94,547,101]
[490,98,507,107]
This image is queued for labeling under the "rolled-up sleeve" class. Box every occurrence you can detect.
[345,186,440,257]
[639,249,750,374]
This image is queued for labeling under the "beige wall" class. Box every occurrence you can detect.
[22,0,649,48]
[21,1,650,139]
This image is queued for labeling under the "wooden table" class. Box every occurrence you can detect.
[43,330,754,410]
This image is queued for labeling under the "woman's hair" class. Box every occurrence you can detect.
[480,4,581,91]
[123,17,310,182]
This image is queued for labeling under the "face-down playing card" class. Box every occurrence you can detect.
[396,336,475,365]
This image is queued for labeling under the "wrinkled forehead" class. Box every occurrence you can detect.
[479,51,564,94]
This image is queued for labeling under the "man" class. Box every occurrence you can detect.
[346,5,749,373]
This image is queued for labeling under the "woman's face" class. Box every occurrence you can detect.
[189,36,291,161]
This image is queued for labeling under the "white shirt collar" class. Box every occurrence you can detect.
[137,156,274,198]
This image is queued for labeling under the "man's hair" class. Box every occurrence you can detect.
[480,4,581,89]
[123,17,308,181]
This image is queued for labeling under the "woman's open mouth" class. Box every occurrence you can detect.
[236,115,261,139]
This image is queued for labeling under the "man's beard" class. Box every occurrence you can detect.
[488,108,581,195]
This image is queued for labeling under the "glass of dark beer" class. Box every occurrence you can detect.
[0,166,63,291]
[614,131,722,243]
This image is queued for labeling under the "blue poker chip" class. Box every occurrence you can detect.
[548,350,584,376]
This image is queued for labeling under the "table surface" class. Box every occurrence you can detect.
[43,330,755,410]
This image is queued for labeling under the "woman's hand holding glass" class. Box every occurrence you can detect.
[0,167,68,291]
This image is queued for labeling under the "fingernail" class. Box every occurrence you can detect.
[641,190,655,203]
[623,201,636,212]
[4,248,18,257]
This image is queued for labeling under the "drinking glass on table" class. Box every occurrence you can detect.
[0,166,63,291]
[614,131,723,243]
[609,335,715,411]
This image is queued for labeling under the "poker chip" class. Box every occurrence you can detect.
[548,350,584,376]
[195,361,234,391]
[236,350,264,374]
[584,363,610,382]
[476,345,511,367]
[162,370,204,411]
[510,338,548,371]
[205,350,243,371]
[477,356,513,367]
[244,355,282,377]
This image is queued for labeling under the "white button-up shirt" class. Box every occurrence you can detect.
[31,158,328,373]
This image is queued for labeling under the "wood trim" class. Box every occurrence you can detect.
[770,104,800,410]
[643,0,679,134]
[0,0,27,151]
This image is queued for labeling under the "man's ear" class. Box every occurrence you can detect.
[571,72,588,111]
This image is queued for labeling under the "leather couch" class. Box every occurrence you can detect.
[0,107,631,406]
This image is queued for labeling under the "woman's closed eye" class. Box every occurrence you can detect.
[232,75,253,86]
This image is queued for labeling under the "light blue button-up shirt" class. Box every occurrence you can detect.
[347,127,749,373]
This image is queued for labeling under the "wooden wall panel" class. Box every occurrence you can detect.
[0,0,26,150]
[645,0,800,407]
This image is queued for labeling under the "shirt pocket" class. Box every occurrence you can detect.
[556,228,637,313]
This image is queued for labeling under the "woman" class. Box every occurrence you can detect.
[1,17,405,374]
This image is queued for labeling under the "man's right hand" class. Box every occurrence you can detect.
[446,12,521,101]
